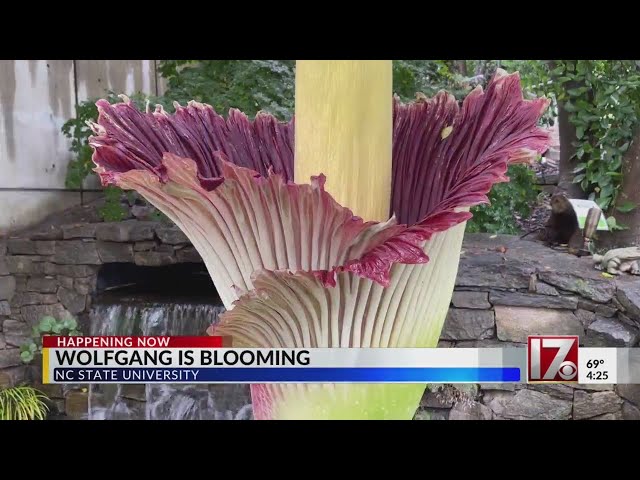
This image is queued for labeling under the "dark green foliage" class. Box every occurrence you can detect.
[157,60,295,120]
[62,97,101,190]
[392,60,502,102]
[98,186,129,222]
[556,61,640,215]
[501,60,640,228]
[61,60,542,233]
[392,60,469,100]
[466,165,540,235]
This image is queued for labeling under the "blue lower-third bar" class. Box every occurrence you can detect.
[52,367,521,383]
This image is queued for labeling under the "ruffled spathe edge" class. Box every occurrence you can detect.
[89,70,551,290]
[391,70,550,225]
[89,96,295,186]
[105,153,464,289]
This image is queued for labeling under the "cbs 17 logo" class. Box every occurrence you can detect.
[527,336,579,383]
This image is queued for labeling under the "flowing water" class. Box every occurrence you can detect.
[87,294,253,420]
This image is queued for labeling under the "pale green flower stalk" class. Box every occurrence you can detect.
[88,60,550,419]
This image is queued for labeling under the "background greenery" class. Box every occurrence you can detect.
[62,60,640,235]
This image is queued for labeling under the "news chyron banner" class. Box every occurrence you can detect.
[41,335,640,385]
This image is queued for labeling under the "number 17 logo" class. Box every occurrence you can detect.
[527,336,579,383]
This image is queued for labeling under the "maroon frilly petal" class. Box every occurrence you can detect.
[89,70,551,289]
[89,99,295,190]
[391,70,550,226]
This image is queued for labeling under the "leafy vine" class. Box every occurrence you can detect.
[555,61,640,221]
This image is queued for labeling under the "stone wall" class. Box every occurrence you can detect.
[0,204,200,418]
[1,207,639,420]
[413,233,640,420]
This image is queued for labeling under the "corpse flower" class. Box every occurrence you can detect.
[88,61,550,420]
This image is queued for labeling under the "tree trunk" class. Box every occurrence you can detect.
[598,127,640,248]
[552,61,586,199]
[555,101,585,198]
[454,61,468,76]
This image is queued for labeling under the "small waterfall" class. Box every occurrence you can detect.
[87,297,253,420]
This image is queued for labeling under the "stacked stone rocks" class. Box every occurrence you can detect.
[414,233,640,420]
[0,219,199,418]
[1,210,639,420]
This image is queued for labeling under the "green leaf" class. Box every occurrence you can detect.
[599,196,613,210]
[607,215,630,231]
[610,158,622,171]
[20,351,34,363]
[616,201,637,213]
[573,173,585,183]
[601,184,615,198]
[576,126,585,139]
[62,317,78,331]
[38,316,56,333]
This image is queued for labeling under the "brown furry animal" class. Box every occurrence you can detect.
[541,194,581,245]
[521,194,581,247]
